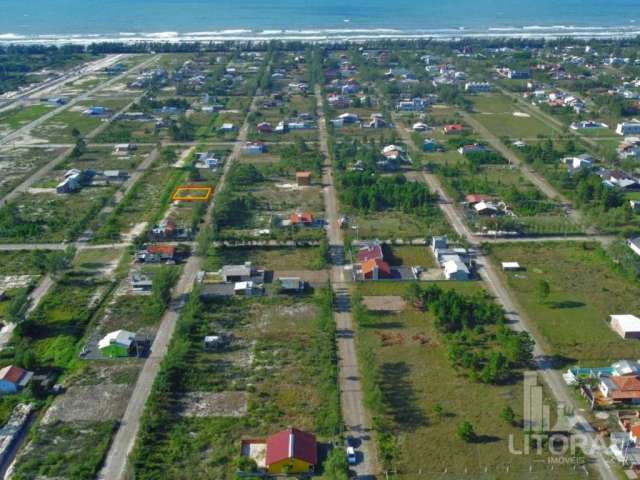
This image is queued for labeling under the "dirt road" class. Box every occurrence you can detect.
[97,90,261,480]
[391,111,617,480]
[0,56,160,208]
[316,84,378,479]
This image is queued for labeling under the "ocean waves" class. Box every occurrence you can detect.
[1,25,640,44]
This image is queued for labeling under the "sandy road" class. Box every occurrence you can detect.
[97,87,261,480]
[316,84,379,479]
[390,109,619,480]
[0,56,160,209]
[0,54,128,114]
[1,55,157,146]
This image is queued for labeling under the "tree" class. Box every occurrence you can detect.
[71,137,87,158]
[152,266,178,310]
[161,148,177,165]
[479,351,510,384]
[535,279,550,304]
[432,402,445,419]
[403,281,423,309]
[457,421,476,443]
[500,405,516,425]
[322,447,349,480]
[311,238,330,270]
[4,289,29,323]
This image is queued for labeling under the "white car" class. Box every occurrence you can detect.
[346,446,357,465]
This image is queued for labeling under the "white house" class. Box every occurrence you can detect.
[98,330,136,357]
[474,201,499,215]
[617,122,640,136]
[563,154,594,171]
[234,281,262,296]
[464,82,491,93]
[443,256,470,280]
[243,142,266,155]
[611,314,640,339]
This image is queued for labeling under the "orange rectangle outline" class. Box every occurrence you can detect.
[171,186,214,202]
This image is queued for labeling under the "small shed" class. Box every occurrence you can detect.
[501,262,521,271]
[204,335,229,351]
[611,315,640,339]
[279,277,304,293]
[296,171,312,186]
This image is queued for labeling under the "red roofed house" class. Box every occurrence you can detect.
[631,424,640,444]
[361,258,391,280]
[266,428,317,474]
[357,241,384,263]
[464,194,494,205]
[137,244,177,263]
[443,123,465,135]
[289,212,315,226]
[0,365,33,394]
[600,375,640,404]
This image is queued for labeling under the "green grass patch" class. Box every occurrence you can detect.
[488,241,640,364]
[12,420,116,480]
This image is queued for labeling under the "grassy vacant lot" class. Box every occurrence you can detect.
[131,293,340,479]
[0,103,54,131]
[12,420,116,480]
[469,94,557,139]
[0,186,116,243]
[348,209,449,240]
[381,245,435,268]
[357,280,482,297]
[0,251,50,275]
[58,145,150,172]
[489,242,640,364]
[0,146,65,198]
[355,283,591,479]
[23,274,109,369]
[208,246,324,271]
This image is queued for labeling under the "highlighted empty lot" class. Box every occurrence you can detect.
[171,185,213,202]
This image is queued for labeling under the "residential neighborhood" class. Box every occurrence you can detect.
[3,34,640,480]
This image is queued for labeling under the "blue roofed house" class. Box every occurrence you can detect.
[423,139,438,152]
[83,106,109,116]
[0,365,33,394]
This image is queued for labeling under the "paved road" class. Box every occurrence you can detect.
[316,84,378,479]
[97,88,261,480]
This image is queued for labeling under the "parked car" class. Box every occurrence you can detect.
[347,446,357,465]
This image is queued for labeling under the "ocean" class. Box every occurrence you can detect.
[0,0,638,43]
